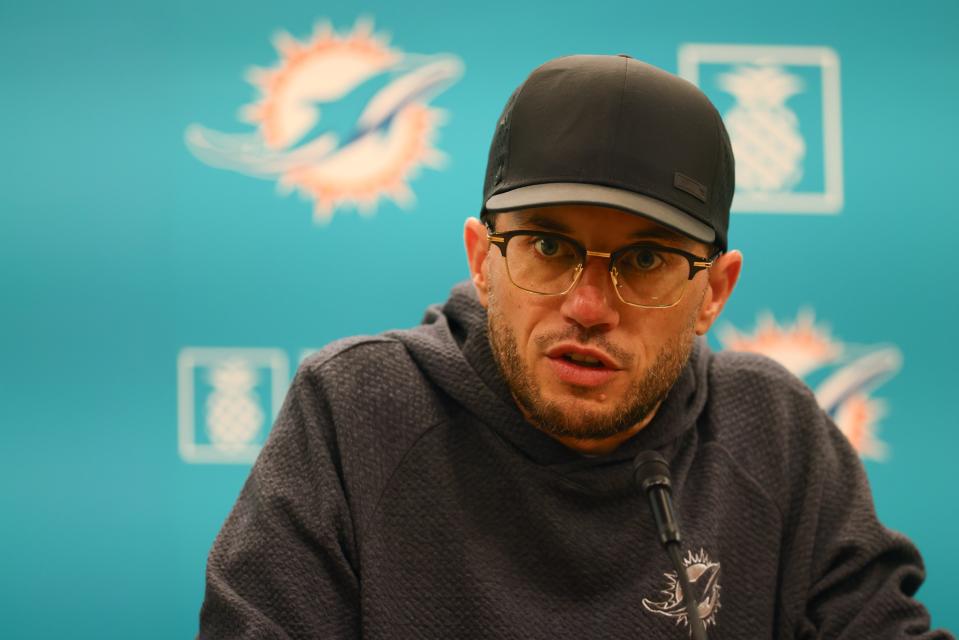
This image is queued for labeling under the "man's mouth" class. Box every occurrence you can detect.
[546,344,619,370]
[545,345,621,387]
[560,353,606,368]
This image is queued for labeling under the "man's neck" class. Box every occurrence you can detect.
[549,405,660,455]
[515,397,662,456]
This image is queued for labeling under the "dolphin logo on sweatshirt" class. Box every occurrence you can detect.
[642,548,721,632]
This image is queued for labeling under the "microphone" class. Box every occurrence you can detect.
[633,451,707,640]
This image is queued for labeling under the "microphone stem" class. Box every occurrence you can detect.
[666,542,707,640]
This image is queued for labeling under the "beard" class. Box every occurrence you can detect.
[486,286,697,440]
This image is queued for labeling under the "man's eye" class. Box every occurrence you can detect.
[626,248,664,271]
[533,237,561,257]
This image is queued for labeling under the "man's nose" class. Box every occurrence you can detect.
[559,257,621,330]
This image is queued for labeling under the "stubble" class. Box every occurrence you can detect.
[486,285,697,440]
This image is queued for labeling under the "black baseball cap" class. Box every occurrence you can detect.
[481,54,735,251]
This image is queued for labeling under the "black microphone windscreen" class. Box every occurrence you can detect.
[632,450,672,493]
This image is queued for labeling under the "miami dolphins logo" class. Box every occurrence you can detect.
[642,548,722,632]
[719,309,902,460]
[185,18,463,222]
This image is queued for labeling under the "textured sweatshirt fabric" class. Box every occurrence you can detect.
[200,282,951,639]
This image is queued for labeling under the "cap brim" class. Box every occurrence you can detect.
[485,183,716,244]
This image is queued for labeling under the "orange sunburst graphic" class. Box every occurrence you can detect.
[185,18,463,222]
[278,102,445,218]
[833,393,888,460]
[719,310,902,461]
[243,20,399,150]
[719,309,841,378]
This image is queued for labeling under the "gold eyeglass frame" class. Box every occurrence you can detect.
[487,229,719,309]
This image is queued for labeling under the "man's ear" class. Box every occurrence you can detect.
[464,217,491,307]
[694,250,743,335]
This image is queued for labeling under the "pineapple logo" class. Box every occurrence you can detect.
[718,65,806,193]
[678,44,843,213]
[178,347,288,464]
[204,358,266,453]
[185,18,463,222]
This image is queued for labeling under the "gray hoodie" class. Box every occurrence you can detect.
[200,282,951,639]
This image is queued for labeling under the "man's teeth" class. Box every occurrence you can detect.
[565,353,603,366]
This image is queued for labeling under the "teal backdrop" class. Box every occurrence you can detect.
[2,0,957,637]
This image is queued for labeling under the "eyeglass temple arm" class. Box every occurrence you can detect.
[486,233,508,257]
[688,250,722,279]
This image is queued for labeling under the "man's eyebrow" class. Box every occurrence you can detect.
[511,211,690,245]
[627,226,686,242]
[511,211,572,232]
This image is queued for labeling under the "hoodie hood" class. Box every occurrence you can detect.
[388,281,711,470]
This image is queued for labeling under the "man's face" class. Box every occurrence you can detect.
[470,205,728,442]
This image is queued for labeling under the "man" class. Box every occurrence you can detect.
[200,55,951,638]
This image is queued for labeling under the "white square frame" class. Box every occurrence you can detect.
[177,347,290,464]
[678,44,844,214]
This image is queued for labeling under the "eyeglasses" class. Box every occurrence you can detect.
[487,228,720,309]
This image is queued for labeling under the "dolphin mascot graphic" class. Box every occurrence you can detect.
[186,20,463,220]
[642,549,722,629]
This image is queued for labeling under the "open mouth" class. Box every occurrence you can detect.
[545,344,620,387]
[561,353,606,368]
[547,349,618,388]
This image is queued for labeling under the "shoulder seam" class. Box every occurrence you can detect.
[306,336,403,371]
[361,416,450,540]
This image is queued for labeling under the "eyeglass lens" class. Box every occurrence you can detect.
[503,234,690,307]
